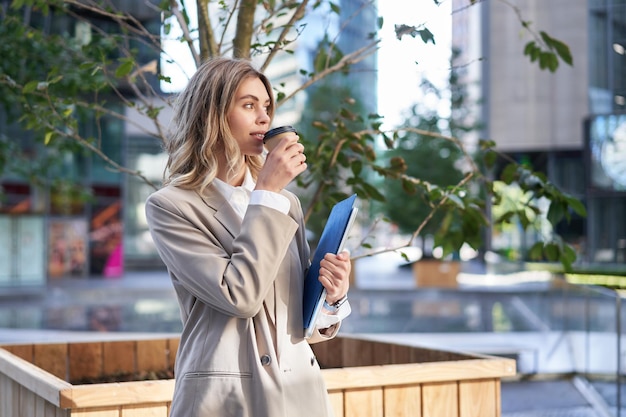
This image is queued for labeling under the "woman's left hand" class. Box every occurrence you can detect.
[318,250,351,303]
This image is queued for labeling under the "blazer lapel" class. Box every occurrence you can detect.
[197,185,241,239]
[197,184,277,326]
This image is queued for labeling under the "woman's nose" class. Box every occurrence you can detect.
[258,110,270,124]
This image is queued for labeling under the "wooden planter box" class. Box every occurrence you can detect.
[0,335,515,417]
[412,260,460,288]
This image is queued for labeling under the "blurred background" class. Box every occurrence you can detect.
[1,1,626,416]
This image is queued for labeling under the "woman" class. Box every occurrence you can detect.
[145,57,351,417]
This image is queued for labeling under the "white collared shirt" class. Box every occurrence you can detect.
[212,170,350,329]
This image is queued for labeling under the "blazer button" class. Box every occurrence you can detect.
[260,355,272,366]
[310,357,315,366]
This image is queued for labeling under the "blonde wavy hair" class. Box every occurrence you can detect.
[164,57,274,192]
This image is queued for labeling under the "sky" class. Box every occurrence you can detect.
[376,0,452,128]
[161,0,453,127]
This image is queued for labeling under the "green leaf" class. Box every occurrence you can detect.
[544,243,559,261]
[552,39,573,66]
[561,244,577,269]
[547,52,559,72]
[23,80,39,94]
[63,107,74,118]
[115,58,134,77]
[501,163,518,184]
[383,134,394,149]
[538,52,549,70]
[362,182,385,201]
[313,48,328,73]
[401,178,417,194]
[377,16,384,30]
[418,28,435,45]
[541,31,574,66]
[484,150,497,168]
[530,46,540,62]
[547,201,566,225]
[523,41,536,56]
[529,242,544,260]
[497,211,516,224]
[518,210,530,229]
[48,75,63,85]
[565,195,587,217]
[44,131,54,145]
[479,139,496,150]
[539,31,553,47]
[11,0,26,9]
[447,194,465,209]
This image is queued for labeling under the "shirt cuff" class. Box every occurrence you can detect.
[315,300,352,329]
[250,190,290,214]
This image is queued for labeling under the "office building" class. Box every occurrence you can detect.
[452,0,626,266]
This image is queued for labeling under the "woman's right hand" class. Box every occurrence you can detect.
[255,133,307,193]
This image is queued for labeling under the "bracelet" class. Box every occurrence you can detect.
[324,295,348,313]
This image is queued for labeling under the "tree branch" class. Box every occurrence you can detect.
[351,171,475,261]
[278,41,379,107]
[169,0,201,67]
[259,0,309,72]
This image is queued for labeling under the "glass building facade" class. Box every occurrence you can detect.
[0,2,163,287]
[585,0,626,265]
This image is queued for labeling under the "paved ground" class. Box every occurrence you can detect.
[1,255,625,417]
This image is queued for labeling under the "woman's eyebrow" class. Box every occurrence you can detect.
[237,94,270,104]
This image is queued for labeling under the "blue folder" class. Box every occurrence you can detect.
[303,194,358,338]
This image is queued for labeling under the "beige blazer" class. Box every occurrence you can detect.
[145,183,338,417]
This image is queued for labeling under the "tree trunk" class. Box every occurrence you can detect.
[196,0,218,60]
[232,0,256,58]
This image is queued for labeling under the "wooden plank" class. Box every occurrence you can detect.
[343,338,374,368]
[496,377,502,417]
[411,346,473,363]
[371,340,394,366]
[34,343,68,380]
[41,398,69,417]
[103,340,136,377]
[2,344,34,362]
[327,390,344,417]
[136,339,168,373]
[33,394,64,417]
[315,336,480,369]
[19,384,37,417]
[389,344,412,365]
[60,379,175,408]
[0,373,18,417]
[311,337,344,369]
[121,403,169,416]
[0,348,70,406]
[459,379,497,417]
[333,336,476,365]
[422,381,458,417]
[322,358,516,390]
[69,342,103,383]
[344,387,383,417]
[71,407,120,417]
[384,384,421,417]
[167,338,179,370]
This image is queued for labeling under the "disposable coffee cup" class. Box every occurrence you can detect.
[263,125,296,152]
